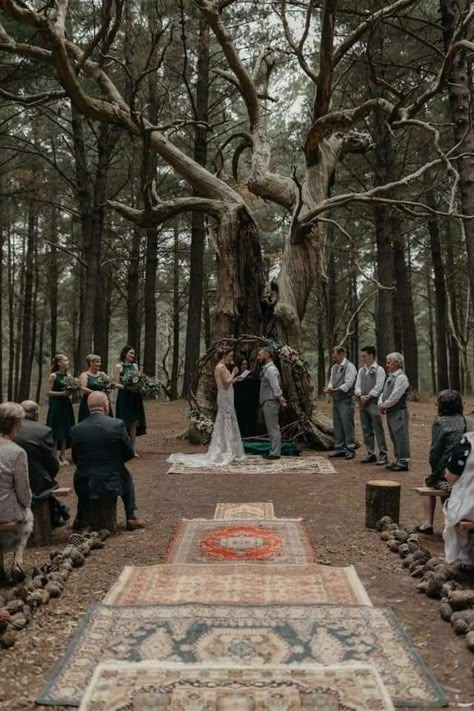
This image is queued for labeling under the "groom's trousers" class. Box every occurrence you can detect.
[262,399,281,456]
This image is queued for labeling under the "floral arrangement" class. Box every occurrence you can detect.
[122,371,164,398]
[95,373,114,395]
[188,407,214,442]
[63,375,81,394]
[267,340,308,377]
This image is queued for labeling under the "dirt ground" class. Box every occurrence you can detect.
[0,398,473,710]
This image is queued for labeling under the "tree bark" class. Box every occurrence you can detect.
[7,227,14,400]
[440,0,474,306]
[182,19,210,398]
[392,230,418,390]
[93,266,112,370]
[48,207,59,358]
[445,222,462,391]
[143,227,158,376]
[127,228,142,358]
[365,479,401,528]
[171,223,180,399]
[373,113,396,361]
[426,190,449,391]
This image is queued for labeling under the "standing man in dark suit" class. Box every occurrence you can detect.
[71,392,144,531]
[15,400,69,527]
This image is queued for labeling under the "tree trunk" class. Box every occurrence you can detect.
[445,223,462,391]
[373,202,395,359]
[7,227,14,400]
[35,318,45,404]
[182,19,210,398]
[171,223,180,399]
[143,227,158,375]
[18,205,36,401]
[49,207,59,358]
[426,191,449,391]
[426,264,437,395]
[440,0,474,307]
[94,266,112,370]
[127,228,142,357]
[365,479,401,528]
[392,231,418,390]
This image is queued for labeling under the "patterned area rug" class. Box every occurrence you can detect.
[214,502,275,519]
[103,564,372,606]
[39,603,447,707]
[165,519,316,564]
[79,662,395,710]
[167,455,336,476]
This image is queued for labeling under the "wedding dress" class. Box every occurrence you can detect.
[168,376,246,467]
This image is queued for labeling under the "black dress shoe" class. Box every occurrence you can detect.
[262,453,281,460]
[328,451,346,458]
[386,463,409,472]
[345,452,355,460]
[361,455,377,464]
[415,525,434,535]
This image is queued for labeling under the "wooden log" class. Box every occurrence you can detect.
[365,479,401,529]
[458,520,474,530]
[54,487,71,497]
[88,496,118,534]
[29,499,52,547]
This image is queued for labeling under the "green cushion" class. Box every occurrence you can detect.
[243,440,301,457]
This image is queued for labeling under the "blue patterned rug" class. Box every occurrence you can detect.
[38,603,447,707]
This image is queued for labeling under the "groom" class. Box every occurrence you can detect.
[257,347,287,459]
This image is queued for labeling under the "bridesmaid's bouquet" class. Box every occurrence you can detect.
[122,372,164,398]
[95,373,114,394]
[63,375,81,394]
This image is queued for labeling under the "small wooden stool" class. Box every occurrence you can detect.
[89,496,118,534]
[365,479,401,529]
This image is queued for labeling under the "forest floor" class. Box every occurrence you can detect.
[0,398,473,710]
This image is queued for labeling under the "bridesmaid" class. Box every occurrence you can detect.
[78,353,112,421]
[46,353,75,466]
[114,345,147,455]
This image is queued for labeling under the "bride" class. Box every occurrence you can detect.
[168,348,246,467]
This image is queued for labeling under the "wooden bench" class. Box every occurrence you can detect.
[30,487,72,547]
[54,487,72,498]
[457,520,474,531]
[413,487,449,498]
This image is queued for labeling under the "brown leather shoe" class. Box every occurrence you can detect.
[126,518,145,531]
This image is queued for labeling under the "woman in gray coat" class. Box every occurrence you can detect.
[0,402,33,576]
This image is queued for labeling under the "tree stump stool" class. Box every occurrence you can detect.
[0,522,18,579]
[29,500,52,547]
[89,496,118,534]
[365,479,401,529]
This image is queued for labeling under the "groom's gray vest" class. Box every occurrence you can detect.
[259,364,280,404]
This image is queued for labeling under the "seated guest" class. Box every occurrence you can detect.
[234,356,259,437]
[443,432,474,564]
[378,352,410,471]
[0,402,33,577]
[71,392,144,531]
[14,400,69,528]
[417,390,473,534]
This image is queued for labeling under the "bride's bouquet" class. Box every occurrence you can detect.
[188,407,214,443]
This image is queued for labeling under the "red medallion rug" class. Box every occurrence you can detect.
[103,563,372,607]
[79,662,395,710]
[164,519,316,565]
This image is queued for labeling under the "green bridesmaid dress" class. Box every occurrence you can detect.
[46,372,76,447]
[116,363,147,436]
[78,373,114,422]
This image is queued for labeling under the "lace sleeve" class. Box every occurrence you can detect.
[13,449,32,509]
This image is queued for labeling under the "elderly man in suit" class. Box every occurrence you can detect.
[257,347,287,459]
[71,391,144,531]
[14,400,69,527]
[378,352,410,472]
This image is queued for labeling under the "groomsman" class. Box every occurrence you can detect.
[324,346,357,460]
[378,352,410,471]
[354,346,388,464]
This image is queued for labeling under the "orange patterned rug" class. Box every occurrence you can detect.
[79,662,395,710]
[165,519,316,564]
[103,563,372,607]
